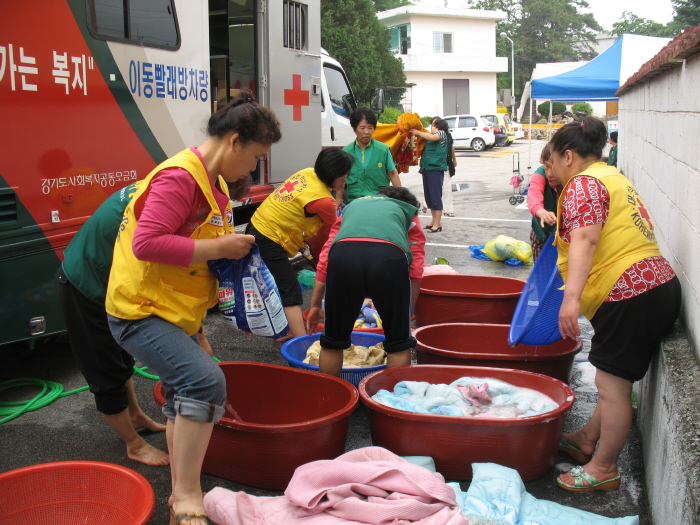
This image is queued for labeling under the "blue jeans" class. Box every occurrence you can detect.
[108,315,225,423]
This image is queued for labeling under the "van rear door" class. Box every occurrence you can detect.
[264,0,322,181]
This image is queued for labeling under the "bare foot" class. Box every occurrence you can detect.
[132,412,166,433]
[563,431,596,457]
[127,440,170,466]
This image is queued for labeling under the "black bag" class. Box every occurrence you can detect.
[446,132,456,177]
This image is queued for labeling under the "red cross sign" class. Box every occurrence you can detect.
[636,198,654,230]
[279,180,300,194]
[284,74,309,121]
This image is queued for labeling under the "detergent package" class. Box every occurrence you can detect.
[208,245,290,339]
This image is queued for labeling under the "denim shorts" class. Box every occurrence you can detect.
[108,314,226,423]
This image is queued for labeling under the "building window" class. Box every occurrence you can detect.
[283,0,307,50]
[433,32,453,53]
[87,0,180,50]
[389,24,411,54]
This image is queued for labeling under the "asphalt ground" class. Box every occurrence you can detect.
[0,139,650,524]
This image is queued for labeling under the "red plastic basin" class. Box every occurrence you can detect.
[415,323,581,383]
[303,308,384,334]
[153,362,359,490]
[358,365,574,481]
[0,461,154,525]
[415,274,525,326]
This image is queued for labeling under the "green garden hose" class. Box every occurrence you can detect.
[0,357,221,425]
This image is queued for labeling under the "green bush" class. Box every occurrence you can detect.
[420,116,433,128]
[571,102,593,116]
[378,107,402,124]
[538,101,567,118]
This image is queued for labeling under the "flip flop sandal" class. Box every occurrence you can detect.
[557,466,621,492]
[175,512,210,525]
[443,213,455,217]
[558,435,593,462]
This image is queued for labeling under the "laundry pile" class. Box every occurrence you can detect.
[371,377,559,418]
[303,340,386,368]
[203,447,639,525]
[354,298,382,329]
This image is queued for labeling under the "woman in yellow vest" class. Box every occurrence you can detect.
[550,117,681,494]
[246,148,354,339]
[106,92,281,525]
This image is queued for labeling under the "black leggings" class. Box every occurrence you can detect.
[320,241,415,354]
[57,267,135,415]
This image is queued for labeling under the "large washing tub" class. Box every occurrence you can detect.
[358,365,574,481]
[153,362,358,490]
[415,274,525,326]
[415,323,581,383]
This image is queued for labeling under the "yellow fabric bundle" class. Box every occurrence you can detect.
[373,112,428,173]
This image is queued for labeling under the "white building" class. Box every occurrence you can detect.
[377,0,508,118]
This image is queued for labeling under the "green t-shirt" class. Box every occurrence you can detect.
[343,139,396,201]
[607,145,618,167]
[332,194,416,263]
[61,182,141,304]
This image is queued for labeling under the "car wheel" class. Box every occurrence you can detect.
[496,139,508,147]
[471,138,486,152]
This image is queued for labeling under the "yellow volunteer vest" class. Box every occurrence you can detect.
[106,149,234,335]
[555,162,661,319]
[251,168,332,257]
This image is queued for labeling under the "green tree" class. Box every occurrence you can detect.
[373,0,411,11]
[611,11,677,37]
[321,0,406,102]
[538,101,566,117]
[468,0,601,99]
[571,102,593,115]
[672,0,700,28]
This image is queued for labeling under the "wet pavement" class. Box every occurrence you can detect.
[0,140,650,524]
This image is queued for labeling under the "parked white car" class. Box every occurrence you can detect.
[442,114,496,152]
[510,120,525,140]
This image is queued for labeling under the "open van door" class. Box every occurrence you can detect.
[320,52,357,147]
[261,0,322,181]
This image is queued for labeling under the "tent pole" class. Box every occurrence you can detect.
[548,101,553,140]
[528,91,533,174]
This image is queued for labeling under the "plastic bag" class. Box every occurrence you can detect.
[422,264,459,276]
[482,235,533,266]
[208,245,290,339]
[297,269,316,290]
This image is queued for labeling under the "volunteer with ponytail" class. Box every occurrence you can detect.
[106,92,281,525]
[247,147,354,339]
[550,117,680,494]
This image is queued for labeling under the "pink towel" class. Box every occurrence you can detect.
[204,447,469,525]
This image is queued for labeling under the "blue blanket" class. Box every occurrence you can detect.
[449,463,638,525]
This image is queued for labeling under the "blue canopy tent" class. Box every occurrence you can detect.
[525,34,671,171]
[531,34,672,101]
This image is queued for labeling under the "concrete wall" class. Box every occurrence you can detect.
[619,49,700,525]
[407,71,497,118]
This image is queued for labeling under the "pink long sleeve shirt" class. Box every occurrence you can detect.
[132,147,231,267]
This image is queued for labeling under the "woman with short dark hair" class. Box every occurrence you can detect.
[410,118,449,232]
[550,117,680,493]
[342,107,402,204]
[247,147,354,339]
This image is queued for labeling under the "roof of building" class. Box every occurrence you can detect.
[617,26,700,96]
[377,5,506,23]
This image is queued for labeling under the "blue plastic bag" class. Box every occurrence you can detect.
[208,245,290,339]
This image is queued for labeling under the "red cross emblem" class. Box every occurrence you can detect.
[279,180,300,194]
[637,198,654,230]
[284,74,309,121]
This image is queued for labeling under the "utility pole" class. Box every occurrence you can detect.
[500,32,515,119]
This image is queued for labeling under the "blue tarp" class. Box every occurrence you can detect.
[531,37,623,101]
